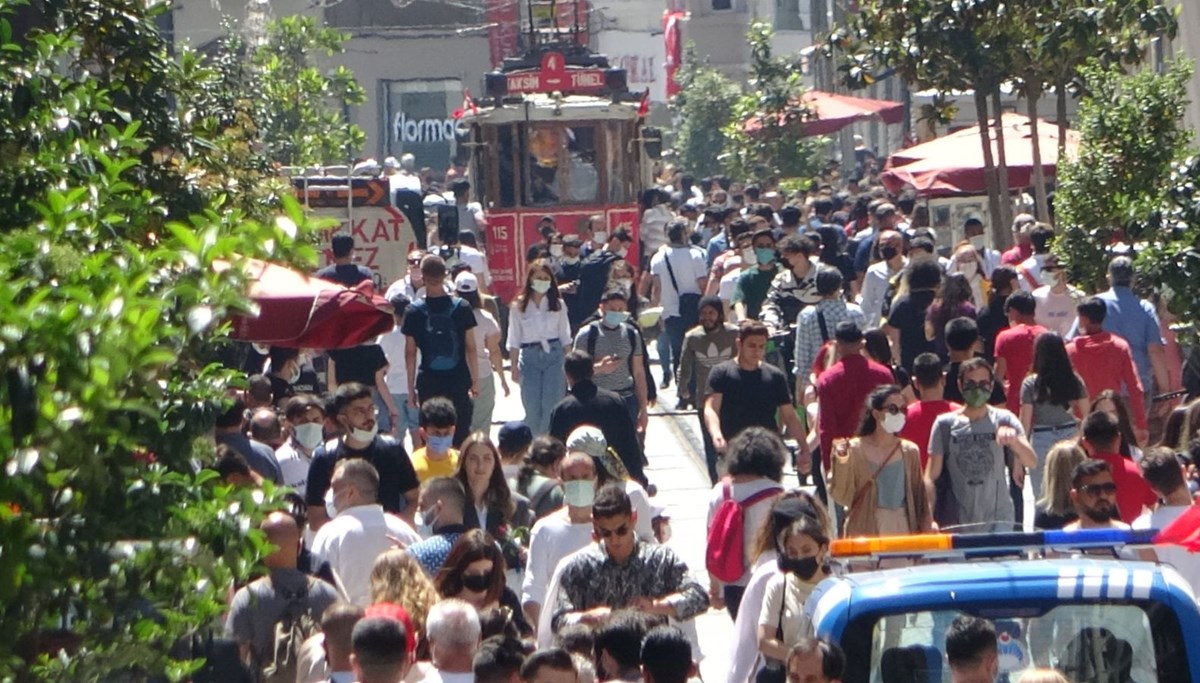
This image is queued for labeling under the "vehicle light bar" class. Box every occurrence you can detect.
[830,528,1159,558]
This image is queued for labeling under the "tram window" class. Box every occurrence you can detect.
[497,125,517,208]
[565,126,598,203]
[526,123,600,205]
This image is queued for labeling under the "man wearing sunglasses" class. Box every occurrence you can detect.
[1065,459,1127,531]
[549,485,709,631]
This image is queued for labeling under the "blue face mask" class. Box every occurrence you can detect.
[427,434,454,454]
[755,247,776,265]
[603,310,629,328]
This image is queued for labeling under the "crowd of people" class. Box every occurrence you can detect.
[210,164,1200,683]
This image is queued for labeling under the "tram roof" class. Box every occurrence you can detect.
[462,94,642,124]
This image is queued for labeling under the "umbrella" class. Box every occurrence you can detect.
[880,113,1080,198]
[215,258,394,349]
[742,90,905,137]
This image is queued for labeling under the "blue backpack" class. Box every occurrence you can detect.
[420,298,462,371]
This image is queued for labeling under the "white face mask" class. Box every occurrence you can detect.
[958,261,978,279]
[349,422,378,444]
[323,487,339,518]
[413,505,437,537]
[615,277,633,291]
[616,246,629,259]
[741,247,755,264]
[550,244,564,257]
[562,255,581,265]
[563,479,596,507]
[882,412,907,434]
[530,279,552,294]
[593,231,608,244]
[286,363,301,385]
[1039,269,1059,287]
[293,422,324,452]
[968,234,986,250]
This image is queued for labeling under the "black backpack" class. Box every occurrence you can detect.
[418,298,463,371]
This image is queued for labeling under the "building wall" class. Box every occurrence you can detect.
[1167,0,1200,136]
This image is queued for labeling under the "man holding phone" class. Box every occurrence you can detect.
[573,287,649,432]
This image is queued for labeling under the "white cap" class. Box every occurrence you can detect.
[383,156,400,170]
[454,271,479,293]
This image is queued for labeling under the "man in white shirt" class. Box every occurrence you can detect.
[1032,253,1082,337]
[522,452,599,626]
[1135,448,1200,594]
[423,599,480,683]
[857,230,906,328]
[311,459,421,606]
[1016,223,1055,292]
[275,394,327,493]
[379,294,422,447]
[650,220,708,387]
[963,217,1002,276]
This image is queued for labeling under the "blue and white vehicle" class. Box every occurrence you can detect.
[806,529,1199,682]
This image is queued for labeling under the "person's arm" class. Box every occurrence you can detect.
[924,317,936,342]
[997,422,1036,469]
[632,348,649,432]
[404,335,419,407]
[705,392,726,453]
[779,402,812,472]
[993,353,1009,393]
[678,337,696,402]
[463,326,480,396]
[1019,403,1033,436]
[375,365,401,433]
[557,308,573,350]
[924,453,943,519]
[507,307,522,384]
[486,330,509,396]
[650,273,663,308]
[1148,343,1170,414]
[884,323,901,366]
[756,579,788,661]
[629,549,710,620]
[326,355,338,390]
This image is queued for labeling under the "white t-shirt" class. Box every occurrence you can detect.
[379,326,409,393]
[706,479,781,586]
[1033,285,1082,337]
[471,309,500,377]
[310,504,421,606]
[650,246,708,318]
[275,441,313,491]
[641,205,674,255]
[521,509,596,608]
[1134,505,1200,596]
[758,572,817,656]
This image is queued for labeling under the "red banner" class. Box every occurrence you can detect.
[663,11,685,99]
[485,0,519,68]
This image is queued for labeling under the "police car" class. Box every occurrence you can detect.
[805,529,1198,682]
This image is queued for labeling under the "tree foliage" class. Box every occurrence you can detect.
[672,45,740,178]
[1137,154,1200,333]
[1054,60,1194,293]
[0,0,334,679]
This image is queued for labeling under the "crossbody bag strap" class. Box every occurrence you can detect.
[847,440,904,515]
[663,250,682,294]
[816,309,829,342]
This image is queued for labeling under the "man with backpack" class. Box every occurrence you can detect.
[226,511,340,682]
[402,254,479,446]
[573,287,648,431]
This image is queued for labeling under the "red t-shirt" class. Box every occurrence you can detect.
[1067,332,1147,430]
[1001,244,1032,266]
[902,399,961,469]
[1091,452,1159,525]
[994,323,1047,414]
[816,355,895,469]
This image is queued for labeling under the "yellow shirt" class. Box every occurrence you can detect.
[410,447,459,483]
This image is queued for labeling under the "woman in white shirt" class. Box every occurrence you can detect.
[455,272,508,433]
[507,260,573,435]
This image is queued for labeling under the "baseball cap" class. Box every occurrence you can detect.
[454,271,479,294]
[497,421,533,453]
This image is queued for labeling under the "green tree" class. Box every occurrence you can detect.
[723,21,825,182]
[672,45,740,178]
[0,0,329,679]
[1138,154,1200,335]
[1054,60,1194,293]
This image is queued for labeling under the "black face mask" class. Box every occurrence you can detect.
[461,572,491,593]
[778,556,820,581]
[880,246,899,260]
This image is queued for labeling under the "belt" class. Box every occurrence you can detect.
[1032,422,1078,433]
[520,340,561,349]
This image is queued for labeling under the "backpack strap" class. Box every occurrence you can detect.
[739,485,784,507]
[1017,264,1038,289]
[586,324,599,359]
[625,323,639,376]
[722,478,732,502]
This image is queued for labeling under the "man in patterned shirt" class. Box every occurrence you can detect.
[550,485,709,631]
[793,266,865,403]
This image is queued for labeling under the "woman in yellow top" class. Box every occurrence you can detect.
[831,384,931,537]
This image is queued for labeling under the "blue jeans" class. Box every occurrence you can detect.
[1030,423,1078,503]
[388,392,421,434]
[518,342,565,436]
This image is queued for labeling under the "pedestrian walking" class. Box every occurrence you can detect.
[507,260,572,436]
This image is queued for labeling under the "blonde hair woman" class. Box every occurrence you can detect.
[1034,440,1087,530]
[369,549,439,652]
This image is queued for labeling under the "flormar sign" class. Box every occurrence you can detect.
[505,51,607,94]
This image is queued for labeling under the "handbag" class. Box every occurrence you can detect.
[842,439,903,535]
[754,577,789,683]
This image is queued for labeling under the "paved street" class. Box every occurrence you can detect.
[484,358,735,680]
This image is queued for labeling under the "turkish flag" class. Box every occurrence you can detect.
[1154,504,1200,551]
[663,11,685,98]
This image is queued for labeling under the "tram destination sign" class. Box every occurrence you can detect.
[506,51,607,95]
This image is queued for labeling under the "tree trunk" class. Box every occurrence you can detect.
[991,87,1013,242]
[974,88,1004,248]
[1025,78,1051,223]
[1056,77,1069,156]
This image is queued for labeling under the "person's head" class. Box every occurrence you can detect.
[421,254,449,287]
[779,234,816,270]
[666,219,690,246]
[1037,440,1088,517]
[1090,390,1139,455]
[1015,669,1070,683]
[1037,252,1065,289]
[455,271,482,308]
[269,345,302,384]
[245,373,273,409]
[751,228,778,268]
[451,178,471,201]
[520,648,578,683]
[957,357,995,409]
[1031,332,1078,402]
[861,328,892,366]
[215,445,256,487]
[937,272,973,310]
[369,549,439,640]
[944,317,980,355]
[833,320,864,359]
[435,528,506,610]
[640,625,695,683]
[261,510,301,570]
[963,217,985,242]
[455,433,511,513]
[598,287,630,327]
[877,230,904,261]
[736,320,771,365]
[912,352,945,396]
[945,616,997,680]
[1011,213,1036,245]
[725,426,787,482]
[321,602,365,673]
[330,458,380,512]
[406,250,426,282]
[908,236,937,265]
[351,615,412,683]
[474,636,527,683]
[906,259,943,292]
[1004,290,1037,323]
[1107,255,1134,288]
[418,476,468,529]
[608,259,637,290]
[950,243,984,280]
[332,234,355,260]
[591,484,636,563]
[857,385,906,437]
[214,394,248,433]
[283,393,325,450]
[595,612,658,681]
[989,265,1019,299]
[807,267,841,302]
[426,598,482,672]
[1070,458,1119,524]
[1139,447,1188,499]
[520,260,562,311]
[1082,410,1121,454]
[420,397,458,454]
[524,435,566,480]
[330,384,379,443]
[607,227,634,256]
[775,503,832,582]
[560,451,598,509]
[780,203,804,227]
[698,296,725,332]
[1159,405,1191,452]
[873,202,898,230]
[1076,296,1108,334]
[497,421,534,462]
[786,638,845,683]
[563,350,595,386]
[1029,223,1055,254]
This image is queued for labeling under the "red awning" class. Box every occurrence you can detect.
[216,258,394,350]
[880,113,1080,198]
[742,90,905,137]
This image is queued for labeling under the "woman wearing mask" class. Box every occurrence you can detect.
[948,242,991,310]
[455,271,509,433]
[435,529,533,636]
[605,259,642,319]
[755,502,833,682]
[566,426,660,542]
[507,260,573,435]
[1089,390,1144,461]
[1019,333,1088,497]
[455,433,533,585]
[513,435,567,521]
[831,385,931,537]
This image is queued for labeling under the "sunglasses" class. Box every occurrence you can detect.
[596,524,631,539]
[878,404,905,415]
[1079,482,1117,496]
[962,380,992,392]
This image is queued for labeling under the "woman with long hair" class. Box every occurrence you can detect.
[1019,332,1088,497]
[1158,403,1191,451]
[454,271,509,433]
[1033,440,1086,530]
[830,385,931,537]
[456,433,532,583]
[506,259,572,435]
[434,529,533,637]
[1090,390,1142,461]
[864,329,915,405]
[924,271,977,360]
[369,549,439,655]
[514,435,566,521]
[947,241,990,309]
[605,259,641,318]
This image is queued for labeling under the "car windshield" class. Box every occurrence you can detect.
[861,603,1188,683]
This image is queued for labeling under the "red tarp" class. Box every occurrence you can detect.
[216,258,394,350]
[742,90,905,137]
[880,113,1080,198]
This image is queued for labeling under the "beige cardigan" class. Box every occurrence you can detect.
[830,437,931,537]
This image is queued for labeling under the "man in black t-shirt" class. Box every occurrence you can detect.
[574,227,635,330]
[315,234,374,288]
[401,255,478,445]
[704,320,811,474]
[305,382,419,532]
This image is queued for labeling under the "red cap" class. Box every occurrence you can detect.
[364,602,416,655]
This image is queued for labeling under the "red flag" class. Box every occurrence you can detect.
[1153,504,1200,551]
[453,89,480,120]
[637,89,650,118]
